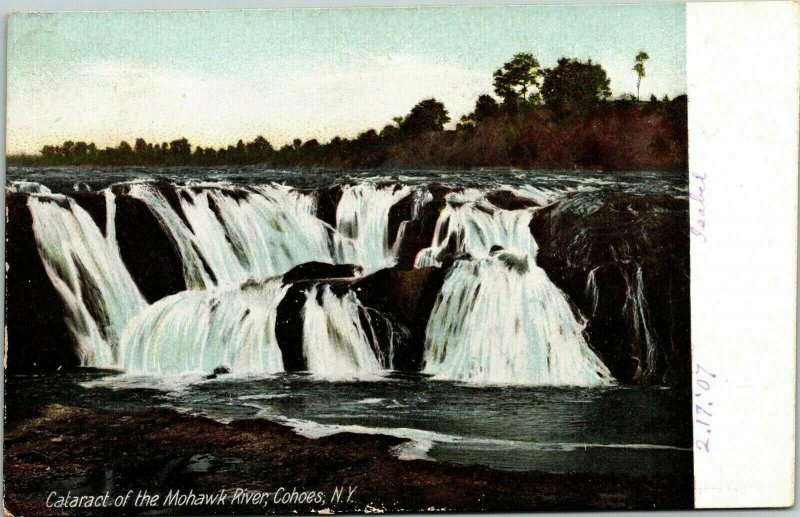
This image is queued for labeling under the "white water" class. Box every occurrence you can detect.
[301,285,386,380]
[415,190,536,267]
[418,194,612,386]
[19,179,616,387]
[128,182,338,289]
[118,278,290,375]
[423,252,612,386]
[27,194,147,366]
[334,184,411,271]
[624,265,657,378]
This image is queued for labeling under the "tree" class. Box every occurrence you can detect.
[357,129,378,142]
[541,58,611,118]
[633,51,649,101]
[134,138,148,155]
[380,124,399,140]
[250,135,272,154]
[473,94,500,122]
[493,53,543,111]
[118,141,133,154]
[73,141,88,157]
[400,98,450,134]
[169,138,191,156]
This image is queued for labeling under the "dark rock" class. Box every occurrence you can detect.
[5,193,79,372]
[274,282,311,371]
[206,365,231,379]
[314,185,343,227]
[529,190,690,385]
[282,261,361,284]
[114,194,187,303]
[485,189,540,210]
[275,264,448,372]
[71,192,107,236]
[153,182,193,230]
[351,266,448,371]
[387,192,414,249]
[393,184,458,268]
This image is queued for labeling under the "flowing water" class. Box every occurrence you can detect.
[5,166,690,475]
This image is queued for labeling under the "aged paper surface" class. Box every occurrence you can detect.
[688,1,797,508]
[1,1,796,513]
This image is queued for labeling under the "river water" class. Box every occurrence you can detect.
[5,166,691,477]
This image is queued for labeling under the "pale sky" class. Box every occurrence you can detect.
[7,5,686,154]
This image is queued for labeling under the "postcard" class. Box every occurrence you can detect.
[3,2,797,514]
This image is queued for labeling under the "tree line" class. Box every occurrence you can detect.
[9,51,685,167]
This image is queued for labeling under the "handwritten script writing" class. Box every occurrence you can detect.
[694,364,716,452]
[690,171,707,243]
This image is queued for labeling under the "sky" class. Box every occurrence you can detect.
[7,5,686,154]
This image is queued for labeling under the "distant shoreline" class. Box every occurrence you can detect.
[7,100,688,173]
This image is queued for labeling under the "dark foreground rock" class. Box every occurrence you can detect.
[275,265,447,372]
[5,194,79,371]
[4,404,693,516]
[529,191,690,385]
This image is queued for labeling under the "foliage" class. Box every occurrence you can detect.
[9,51,688,170]
[457,94,501,129]
[400,98,450,134]
[633,51,649,100]
[541,58,612,119]
[493,53,543,112]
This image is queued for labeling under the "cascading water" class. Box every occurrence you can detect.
[624,265,657,379]
[334,184,411,271]
[27,193,147,366]
[301,285,385,380]
[128,182,338,288]
[118,278,290,375]
[423,251,612,386]
[415,190,537,267]
[585,266,601,317]
[418,192,613,386]
[17,178,615,386]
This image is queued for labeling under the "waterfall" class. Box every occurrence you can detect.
[16,179,616,386]
[301,285,385,380]
[423,252,613,386]
[27,194,147,366]
[128,182,338,289]
[334,184,411,271]
[585,267,601,317]
[118,278,290,375]
[415,190,537,267]
[418,194,612,386]
[128,181,414,287]
[126,183,212,289]
[624,265,657,378]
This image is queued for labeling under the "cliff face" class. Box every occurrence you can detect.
[528,191,691,385]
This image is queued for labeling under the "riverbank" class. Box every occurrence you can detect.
[4,404,693,515]
[6,101,687,172]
